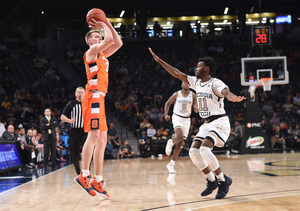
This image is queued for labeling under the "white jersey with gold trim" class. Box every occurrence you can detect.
[187,76,228,118]
[173,90,193,117]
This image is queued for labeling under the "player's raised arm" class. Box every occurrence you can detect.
[149,47,189,85]
[102,20,123,57]
[221,88,246,102]
[87,21,113,58]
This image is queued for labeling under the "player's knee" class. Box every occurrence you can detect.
[189,147,199,158]
[199,146,211,157]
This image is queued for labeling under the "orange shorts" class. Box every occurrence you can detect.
[82,90,107,132]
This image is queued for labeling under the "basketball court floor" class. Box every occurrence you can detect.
[0,153,300,210]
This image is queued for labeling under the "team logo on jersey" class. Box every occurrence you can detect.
[91,118,99,129]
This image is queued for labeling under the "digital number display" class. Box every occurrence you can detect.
[251,26,271,45]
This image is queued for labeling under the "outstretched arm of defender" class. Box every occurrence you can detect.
[149,48,189,85]
[222,88,246,102]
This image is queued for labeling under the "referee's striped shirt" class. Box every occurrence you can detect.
[62,100,83,128]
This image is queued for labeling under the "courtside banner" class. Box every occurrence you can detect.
[240,132,270,154]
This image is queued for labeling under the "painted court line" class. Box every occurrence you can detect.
[184,192,300,210]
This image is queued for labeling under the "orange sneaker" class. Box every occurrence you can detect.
[74,172,96,196]
[91,178,110,199]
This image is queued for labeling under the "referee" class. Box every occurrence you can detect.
[61,87,87,175]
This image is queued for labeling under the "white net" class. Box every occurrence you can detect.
[261,78,273,91]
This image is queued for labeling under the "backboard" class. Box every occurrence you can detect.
[241,56,289,86]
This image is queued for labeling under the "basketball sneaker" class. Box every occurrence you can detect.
[91,178,110,199]
[74,172,96,196]
[215,175,233,199]
[165,139,174,156]
[201,177,218,196]
[166,162,176,174]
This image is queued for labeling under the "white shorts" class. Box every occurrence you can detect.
[172,114,191,139]
[194,115,230,148]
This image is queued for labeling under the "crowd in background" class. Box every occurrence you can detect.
[1,21,300,164]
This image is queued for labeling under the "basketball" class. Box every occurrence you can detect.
[86,8,107,25]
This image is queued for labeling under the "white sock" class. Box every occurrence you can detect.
[205,171,215,182]
[170,160,175,165]
[95,175,103,182]
[216,172,225,181]
[82,170,90,177]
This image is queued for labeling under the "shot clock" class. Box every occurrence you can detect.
[251,26,271,46]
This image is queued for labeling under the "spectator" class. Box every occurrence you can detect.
[151,128,167,155]
[32,133,44,164]
[1,96,11,109]
[59,121,68,135]
[153,21,162,37]
[138,129,148,153]
[147,124,156,138]
[149,108,158,124]
[140,118,151,130]
[271,125,286,153]
[56,135,66,162]
[0,83,7,97]
[271,112,280,126]
[262,100,274,113]
[140,137,154,158]
[128,90,138,104]
[157,107,165,119]
[282,98,294,112]
[107,122,121,156]
[119,140,135,158]
[226,121,243,155]
[286,125,300,153]
[0,116,5,138]
[293,92,300,106]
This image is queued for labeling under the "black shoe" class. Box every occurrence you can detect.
[201,177,218,196]
[215,175,232,199]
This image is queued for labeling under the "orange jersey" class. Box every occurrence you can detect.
[84,51,109,93]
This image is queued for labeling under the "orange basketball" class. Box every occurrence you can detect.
[86,8,107,25]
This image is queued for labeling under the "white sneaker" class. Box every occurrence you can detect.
[226,150,230,155]
[167,174,176,186]
[167,162,176,174]
[165,139,174,156]
[290,150,295,153]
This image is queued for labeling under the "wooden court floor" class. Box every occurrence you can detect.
[0,153,300,211]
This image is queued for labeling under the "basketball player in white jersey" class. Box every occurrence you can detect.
[165,81,197,174]
[149,48,245,199]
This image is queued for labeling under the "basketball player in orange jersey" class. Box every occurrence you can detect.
[74,18,122,198]
[165,81,198,174]
[149,48,245,199]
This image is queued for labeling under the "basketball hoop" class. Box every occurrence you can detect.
[261,78,273,91]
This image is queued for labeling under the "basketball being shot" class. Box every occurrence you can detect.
[86,8,107,25]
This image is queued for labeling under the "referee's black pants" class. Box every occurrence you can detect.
[68,128,87,175]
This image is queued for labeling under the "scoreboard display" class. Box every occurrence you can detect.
[251,26,271,46]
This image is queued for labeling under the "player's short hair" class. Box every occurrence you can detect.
[198,56,217,74]
[85,29,101,45]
